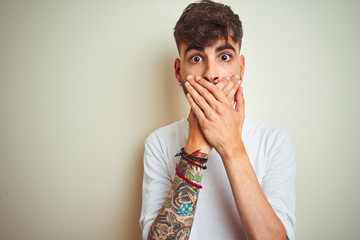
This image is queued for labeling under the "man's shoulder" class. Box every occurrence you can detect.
[243,118,292,144]
[244,118,295,171]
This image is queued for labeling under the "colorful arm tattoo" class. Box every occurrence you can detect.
[147,156,205,240]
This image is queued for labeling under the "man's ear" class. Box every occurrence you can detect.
[174,58,181,84]
[240,55,245,80]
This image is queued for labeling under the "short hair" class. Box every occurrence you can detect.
[174,0,243,53]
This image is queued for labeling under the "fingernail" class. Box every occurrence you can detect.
[226,76,230,81]
[195,76,201,81]
[187,75,193,80]
[237,80,241,85]
[235,75,241,79]
[185,81,190,86]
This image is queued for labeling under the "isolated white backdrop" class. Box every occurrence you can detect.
[0,0,359,239]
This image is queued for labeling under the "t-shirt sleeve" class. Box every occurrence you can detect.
[139,132,172,240]
[261,130,296,240]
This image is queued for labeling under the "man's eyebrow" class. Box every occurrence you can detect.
[216,44,236,53]
[184,46,204,55]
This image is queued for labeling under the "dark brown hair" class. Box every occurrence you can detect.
[174,0,243,53]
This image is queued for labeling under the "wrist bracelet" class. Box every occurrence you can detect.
[175,148,208,164]
[180,153,207,169]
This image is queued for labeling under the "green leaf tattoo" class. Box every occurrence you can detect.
[186,172,194,180]
[173,179,180,188]
[165,198,172,208]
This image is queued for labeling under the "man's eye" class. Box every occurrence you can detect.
[220,53,231,61]
[191,55,202,63]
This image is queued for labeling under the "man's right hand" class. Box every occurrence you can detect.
[184,75,241,155]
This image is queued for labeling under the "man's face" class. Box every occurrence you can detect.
[174,38,245,92]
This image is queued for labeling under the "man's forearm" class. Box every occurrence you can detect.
[222,142,287,240]
[147,157,204,240]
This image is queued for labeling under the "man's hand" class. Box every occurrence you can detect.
[184,75,241,155]
[184,75,245,159]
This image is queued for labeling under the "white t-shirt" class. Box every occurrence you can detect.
[140,118,296,240]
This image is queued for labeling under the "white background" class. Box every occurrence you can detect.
[0,0,359,239]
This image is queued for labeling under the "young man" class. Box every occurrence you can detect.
[140,1,296,239]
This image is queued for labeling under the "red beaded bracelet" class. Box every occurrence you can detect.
[176,164,203,189]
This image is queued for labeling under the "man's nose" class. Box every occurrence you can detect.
[203,59,219,83]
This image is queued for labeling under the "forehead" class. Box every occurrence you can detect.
[180,38,240,57]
